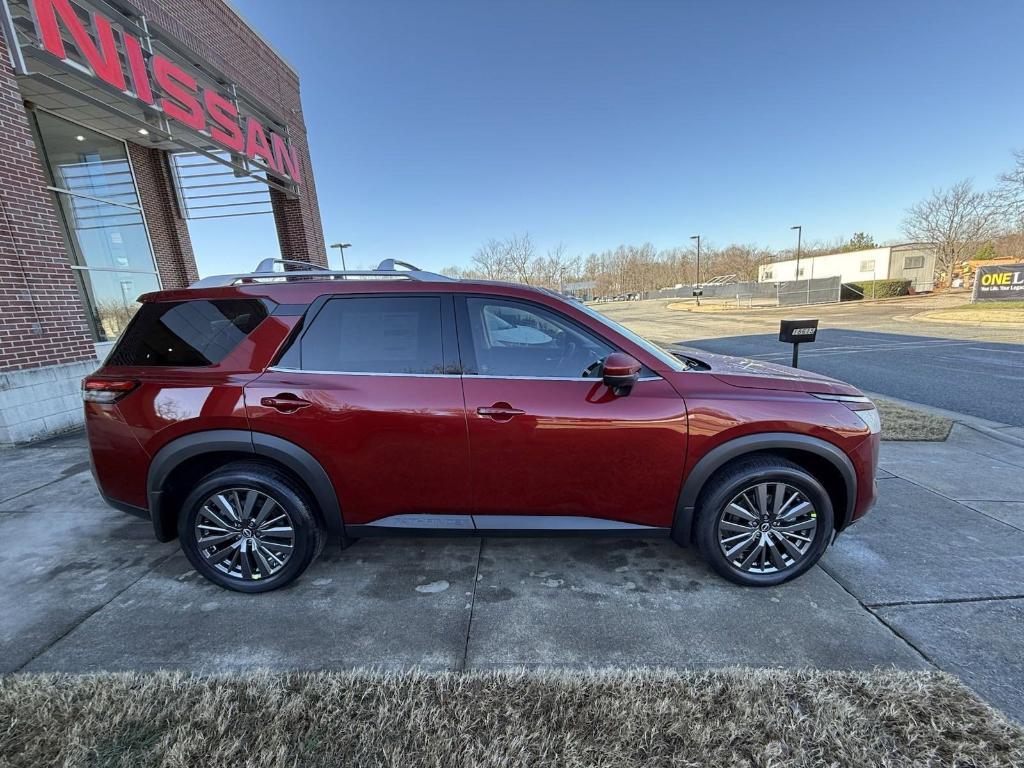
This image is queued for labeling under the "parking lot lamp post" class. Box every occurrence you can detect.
[330,242,351,271]
[690,235,701,306]
[790,225,802,282]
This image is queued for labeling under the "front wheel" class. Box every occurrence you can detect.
[178,462,324,593]
[694,456,833,587]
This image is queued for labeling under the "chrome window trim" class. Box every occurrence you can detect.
[469,374,662,382]
[267,366,662,383]
[268,366,459,378]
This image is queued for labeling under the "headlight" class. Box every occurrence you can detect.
[854,407,881,434]
[811,393,881,434]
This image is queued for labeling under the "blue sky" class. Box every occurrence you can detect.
[190,0,1024,276]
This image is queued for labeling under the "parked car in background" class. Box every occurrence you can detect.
[84,259,880,592]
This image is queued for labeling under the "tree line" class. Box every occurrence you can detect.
[443,234,878,296]
[443,151,1024,295]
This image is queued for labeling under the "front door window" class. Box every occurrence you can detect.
[464,297,612,378]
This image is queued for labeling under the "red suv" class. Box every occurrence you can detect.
[84,259,879,593]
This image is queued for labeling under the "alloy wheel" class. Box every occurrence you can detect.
[193,487,295,581]
[716,481,818,575]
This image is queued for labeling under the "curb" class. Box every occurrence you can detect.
[866,391,1024,449]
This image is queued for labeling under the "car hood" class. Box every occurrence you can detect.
[667,345,862,396]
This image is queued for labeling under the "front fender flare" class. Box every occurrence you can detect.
[671,432,856,546]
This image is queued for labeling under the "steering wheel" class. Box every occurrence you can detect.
[553,338,578,373]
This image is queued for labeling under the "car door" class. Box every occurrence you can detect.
[456,295,688,529]
[246,292,472,527]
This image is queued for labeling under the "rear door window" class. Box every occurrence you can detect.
[108,299,268,366]
[299,296,445,374]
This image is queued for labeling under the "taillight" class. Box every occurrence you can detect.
[82,377,138,404]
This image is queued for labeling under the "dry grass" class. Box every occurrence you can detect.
[875,397,954,441]
[917,301,1024,325]
[2,669,1022,768]
[665,299,777,313]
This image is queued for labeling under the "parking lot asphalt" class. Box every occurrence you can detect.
[593,294,1024,426]
[2,424,1023,721]
[683,329,1024,426]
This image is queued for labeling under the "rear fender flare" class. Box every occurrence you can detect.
[671,432,856,546]
[147,430,345,542]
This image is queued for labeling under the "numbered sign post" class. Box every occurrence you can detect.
[779,318,819,368]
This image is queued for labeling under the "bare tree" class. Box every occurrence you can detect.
[995,149,1024,231]
[469,238,510,280]
[901,180,1001,279]
[501,232,536,284]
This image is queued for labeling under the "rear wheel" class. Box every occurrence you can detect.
[178,462,323,593]
[694,456,833,587]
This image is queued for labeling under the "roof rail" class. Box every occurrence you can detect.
[190,258,453,288]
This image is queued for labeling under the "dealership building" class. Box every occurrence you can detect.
[0,0,326,443]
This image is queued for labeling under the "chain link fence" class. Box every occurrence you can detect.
[776,277,842,306]
[643,277,841,307]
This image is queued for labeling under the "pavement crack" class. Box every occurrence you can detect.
[0,470,89,507]
[459,538,484,672]
[816,565,938,670]
[867,594,1024,609]
[881,472,1024,536]
[13,551,175,673]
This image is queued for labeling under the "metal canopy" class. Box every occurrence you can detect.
[170,152,273,220]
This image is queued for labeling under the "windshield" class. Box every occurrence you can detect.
[573,302,687,372]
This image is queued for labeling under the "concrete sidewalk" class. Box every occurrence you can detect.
[1,422,1022,721]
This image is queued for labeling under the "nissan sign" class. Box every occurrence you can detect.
[974,263,1024,301]
[12,0,302,186]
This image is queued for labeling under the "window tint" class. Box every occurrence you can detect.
[108,299,267,366]
[466,298,612,378]
[301,296,444,374]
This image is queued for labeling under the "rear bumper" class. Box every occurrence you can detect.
[100,491,150,521]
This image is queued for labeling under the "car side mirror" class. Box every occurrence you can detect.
[601,352,642,396]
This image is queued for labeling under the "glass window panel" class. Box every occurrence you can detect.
[32,111,162,344]
[466,298,612,378]
[74,270,160,343]
[53,192,156,272]
[300,297,445,374]
[34,111,141,206]
[108,299,269,367]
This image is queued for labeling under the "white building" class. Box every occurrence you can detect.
[758,243,937,291]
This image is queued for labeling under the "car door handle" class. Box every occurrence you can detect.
[477,404,525,420]
[261,394,312,413]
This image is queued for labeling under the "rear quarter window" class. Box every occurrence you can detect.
[298,296,444,374]
[107,299,268,366]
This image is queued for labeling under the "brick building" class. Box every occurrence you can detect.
[0,0,325,443]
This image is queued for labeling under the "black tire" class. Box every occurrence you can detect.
[694,455,833,587]
[178,461,324,593]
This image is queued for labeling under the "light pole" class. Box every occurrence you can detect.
[790,226,802,282]
[690,235,701,306]
[329,242,351,271]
